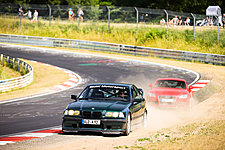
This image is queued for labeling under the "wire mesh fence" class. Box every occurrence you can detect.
[0,3,223,42]
[0,3,208,24]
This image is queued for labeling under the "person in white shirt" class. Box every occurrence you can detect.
[24,10,32,20]
[184,17,190,26]
[77,8,84,21]
[32,10,38,22]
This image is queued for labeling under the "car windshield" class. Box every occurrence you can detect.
[155,80,186,89]
[79,85,130,101]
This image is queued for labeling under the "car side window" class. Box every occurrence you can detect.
[131,86,138,99]
[133,86,141,96]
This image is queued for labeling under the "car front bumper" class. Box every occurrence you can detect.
[62,116,127,134]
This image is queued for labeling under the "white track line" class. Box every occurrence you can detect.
[0,141,15,145]
[13,133,57,137]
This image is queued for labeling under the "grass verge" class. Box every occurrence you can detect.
[0,60,69,101]
[0,66,21,80]
[0,17,224,55]
[133,120,225,150]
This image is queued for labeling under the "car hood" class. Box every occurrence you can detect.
[150,88,188,96]
[67,100,129,111]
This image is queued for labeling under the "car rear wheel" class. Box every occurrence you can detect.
[143,111,147,128]
[124,114,131,136]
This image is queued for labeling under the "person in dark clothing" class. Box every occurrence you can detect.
[222,14,225,28]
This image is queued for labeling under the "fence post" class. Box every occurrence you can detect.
[47,4,51,27]
[217,16,219,43]
[13,58,15,69]
[106,6,110,33]
[0,54,3,66]
[7,56,9,65]
[191,13,196,40]
[18,4,22,29]
[134,7,138,34]
[25,63,28,72]
[164,9,168,35]
[18,60,20,72]
[78,7,80,28]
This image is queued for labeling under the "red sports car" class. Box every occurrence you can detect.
[147,78,193,108]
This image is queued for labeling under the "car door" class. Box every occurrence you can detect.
[133,85,146,116]
[130,86,144,119]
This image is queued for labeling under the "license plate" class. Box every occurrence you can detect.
[160,99,175,102]
[82,119,101,125]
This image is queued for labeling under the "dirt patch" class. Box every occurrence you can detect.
[0,60,69,101]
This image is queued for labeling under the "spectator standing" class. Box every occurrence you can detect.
[222,14,225,28]
[32,10,38,22]
[145,14,149,22]
[77,8,84,21]
[140,14,144,22]
[24,10,32,20]
[18,7,23,16]
[218,15,223,26]
[160,18,165,26]
[68,8,74,21]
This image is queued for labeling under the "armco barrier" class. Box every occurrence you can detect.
[0,54,33,92]
[0,34,224,65]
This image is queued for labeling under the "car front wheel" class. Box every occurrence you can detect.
[124,114,131,136]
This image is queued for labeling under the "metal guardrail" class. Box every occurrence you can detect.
[0,54,33,92]
[0,34,224,65]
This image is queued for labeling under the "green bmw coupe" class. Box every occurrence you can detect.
[62,83,147,135]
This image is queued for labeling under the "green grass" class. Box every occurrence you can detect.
[0,17,224,55]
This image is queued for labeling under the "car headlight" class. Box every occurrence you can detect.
[64,110,80,116]
[149,92,156,97]
[179,94,188,99]
[105,112,124,118]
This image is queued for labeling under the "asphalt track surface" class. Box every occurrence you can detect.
[0,44,198,136]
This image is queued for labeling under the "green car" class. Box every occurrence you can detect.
[62,83,147,135]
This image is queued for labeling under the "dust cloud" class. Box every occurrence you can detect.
[115,74,199,131]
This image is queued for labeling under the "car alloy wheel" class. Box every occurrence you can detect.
[124,114,131,135]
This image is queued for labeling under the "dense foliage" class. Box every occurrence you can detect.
[1,0,224,14]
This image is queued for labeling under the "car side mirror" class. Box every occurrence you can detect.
[138,88,144,96]
[71,95,77,101]
[188,85,193,92]
[189,85,193,89]
[133,97,143,103]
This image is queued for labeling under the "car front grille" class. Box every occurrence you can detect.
[81,111,102,118]
[93,112,102,118]
[82,111,91,117]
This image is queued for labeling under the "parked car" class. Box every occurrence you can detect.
[62,83,147,135]
[147,78,193,108]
